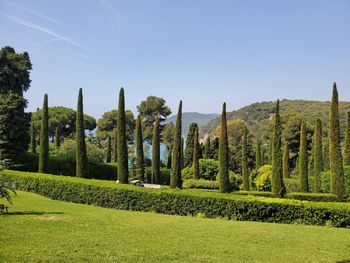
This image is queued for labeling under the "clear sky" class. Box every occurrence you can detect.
[1,0,349,118]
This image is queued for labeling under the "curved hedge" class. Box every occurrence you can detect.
[2,170,350,228]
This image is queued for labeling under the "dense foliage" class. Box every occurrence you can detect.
[38,94,49,173]
[219,103,230,193]
[170,101,182,188]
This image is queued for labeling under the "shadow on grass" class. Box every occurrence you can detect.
[1,211,64,216]
[337,260,350,263]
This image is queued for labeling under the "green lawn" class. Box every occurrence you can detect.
[1,191,350,262]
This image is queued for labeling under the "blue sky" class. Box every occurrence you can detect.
[1,0,349,118]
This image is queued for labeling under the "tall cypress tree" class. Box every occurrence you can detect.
[76,88,89,178]
[193,126,200,179]
[329,83,345,198]
[38,94,49,173]
[255,142,261,169]
[323,139,330,170]
[135,115,144,181]
[152,116,160,184]
[184,123,198,167]
[54,127,60,148]
[283,143,290,178]
[299,121,308,192]
[30,122,36,153]
[219,103,230,193]
[166,145,172,169]
[113,130,117,163]
[261,147,265,166]
[117,88,128,183]
[242,127,249,190]
[314,119,323,193]
[268,139,273,164]
[344,112,350,165]
[204,137,211,159]
[170,101,182,188]
[106,136,112,163]
[271,100,285,197]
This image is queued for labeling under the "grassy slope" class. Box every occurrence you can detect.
[1,191,350,263]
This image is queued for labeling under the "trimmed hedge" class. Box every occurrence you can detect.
[3,170,350,228]
[183,179,219,190]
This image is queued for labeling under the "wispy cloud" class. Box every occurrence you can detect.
[1,14,92,52]
[1,0,62,25]
[98,0,121,26]
[58,48,88,59]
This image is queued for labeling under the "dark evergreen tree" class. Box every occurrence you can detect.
[255,142,262,169]
[152,117,160,184]
[76,88,89,178]
[117,88,129,183]
[204,137,211,159]
[170,101,182,188]
[323,139,330,170]
[184,123,198,167]
[219,103,230,193]
[193,126,200,179]
[106,136,112,163]
[344,112,350,165]
[30,122,36,153]
[329,83,345,198]
[271,100,285,197]
[38,94,49,173]
[113,130,117,163]
[135,115,144,181]
[166,145,172,169]
[55,127,60,148]
[261,146,265,166]
[242,127,249,190]
[268,139,273,164]
[299,121,308,192]
[283,143,290,178]
[314,119,323,193]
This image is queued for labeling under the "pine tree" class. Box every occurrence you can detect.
[329,83,345,198]
[38,94,49,173]
[193,126,200,179]
[314,119,323,193]
[299,121,308,192]
[242,127,249,190]
[344,112,350,165]
[135,115,144,181]
[55,127,60,148]
[76,88,89,178]
[152,116,160,184]
[106,136,112,163]
[271,100,285,197]
[117,88,129,183]
[170,101,182,188]
[219,103,230,193]
[204,137,211,159]
[30,122,36,153]
[323,139,330,170]
[255,142,261,169]
[283,143,290,178]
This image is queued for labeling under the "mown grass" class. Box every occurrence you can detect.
[1,191,350,262]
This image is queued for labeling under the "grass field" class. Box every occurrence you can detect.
[1,191,350,262]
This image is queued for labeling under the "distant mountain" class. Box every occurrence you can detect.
[165,112,219,136]
[202,99,350,140]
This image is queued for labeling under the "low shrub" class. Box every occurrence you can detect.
[250,165,271,191]
[183,179,219,190]
[181,159,219,181]
[285,192,340,202]
[3,170,350,228]
[284,178,300,193]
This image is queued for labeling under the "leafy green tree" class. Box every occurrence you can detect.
[329,83,345,198]
[184,123,198,167]
[204,137,211,159]
[219,103,230,193]
[193,126,200,179]
[152,117,160,184]
[96,109,135,141]
[29,122,36,153]
[170,101,182,188]
[0,93,30,159]
[271,100,285,197]
[314,119,323,193]
[117,88,128,183]
[242,127,249,190]
[32,106,96,140]
[137,96,171,140]
[299,121,308,192]
[344,112,350,165]
[76,89,89,178]
[135,115,144,181]
[106,136,112,163]
[38,94,49,173]
[282,144,290,178]
[255,142,262,169]
[55,127,60,148]
[161,123,174,148]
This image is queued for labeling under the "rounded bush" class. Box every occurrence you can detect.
[181,159,219,180]
[250,165,272,191]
